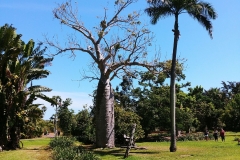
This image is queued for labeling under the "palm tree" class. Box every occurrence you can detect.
[145,0,217,152]
[50,96,62,137]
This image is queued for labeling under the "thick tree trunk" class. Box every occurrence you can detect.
[169,14,179,152]
[0,95,8,148]
[95,77,115,148]
[9,125,18,150]
[0,114,8,148]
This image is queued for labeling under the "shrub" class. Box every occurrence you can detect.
[52,146,77,160]
[77,147,100,160]
[49,136,76,148]
[50,136,99,160]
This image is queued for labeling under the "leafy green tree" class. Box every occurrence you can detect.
[222,93,240,131]
[38,119,55,133]
[145,0,217,152]
[58,98,74,136]
[115,75,136,110]
[221,81,240,98]
[71,106,95,144]
[221,82,240,131]
[186,86,223,131]
[133,60,185,137]
[21,105,46,138]
[114,104,144,145]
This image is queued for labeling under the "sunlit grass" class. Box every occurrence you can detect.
[1,133,240,160]
[95,132,240,160]
[0,137,52,160]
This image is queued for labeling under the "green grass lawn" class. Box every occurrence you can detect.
[94,133,240,160]
[1,133,240,160]
[0,137,52,160]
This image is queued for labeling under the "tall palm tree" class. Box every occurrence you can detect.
[145,0,217,152]
[50,96,62,137]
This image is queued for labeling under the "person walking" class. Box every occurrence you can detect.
[220,128,225,142]
[204,129,209,141]
[213,129,218,141]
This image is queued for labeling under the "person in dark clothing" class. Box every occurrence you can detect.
[213,129,218,141]
[220,128,225,142]
[204,129,209,141]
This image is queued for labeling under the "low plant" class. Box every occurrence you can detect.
[50,136,99,160]
[49,136,76,148]
[77,147,100,160]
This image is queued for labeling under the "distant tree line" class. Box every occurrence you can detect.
[55,72,240,145]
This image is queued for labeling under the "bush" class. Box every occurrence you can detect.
[52,146,77,160]
[50,137,99,160]
[77,147,100,160]
[49,136,76,148]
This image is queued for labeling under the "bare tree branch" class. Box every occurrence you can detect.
[46,0,161,83]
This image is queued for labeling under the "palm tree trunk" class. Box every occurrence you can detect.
[169,14,179,152]
[95,76,115,148]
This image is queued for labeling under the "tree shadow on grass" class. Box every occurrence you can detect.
[22,146,51,150]
[93,148,125,158]
[92,147,160,159]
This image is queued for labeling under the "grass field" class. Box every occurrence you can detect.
[0,138,52,160]
[0,132,240,160]
[95,140,240,160]
[95,132,240,160]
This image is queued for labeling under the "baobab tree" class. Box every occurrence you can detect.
[145,0,217,152]
[46,0,162,148]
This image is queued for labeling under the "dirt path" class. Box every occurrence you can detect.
[43,133,55,138]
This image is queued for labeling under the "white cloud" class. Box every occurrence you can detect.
[35,91,93,120]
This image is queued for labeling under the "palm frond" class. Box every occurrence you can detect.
[145,0,174,25]
[199,2,217,19]
[35,93,56,104]
[186,1,217,38]
[28,85,52,92]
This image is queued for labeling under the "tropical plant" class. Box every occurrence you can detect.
[0,24,23,148]
[58,98,74,136]
[145,0,217,152]
[0,24,53,149]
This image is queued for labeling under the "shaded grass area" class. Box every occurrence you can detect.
[0,138,52,160]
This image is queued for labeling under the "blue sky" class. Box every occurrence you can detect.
[1,0,240,119]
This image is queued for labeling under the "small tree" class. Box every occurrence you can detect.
[71,106,95,144]
[114,104,144,145]
[58,98,74,136]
